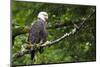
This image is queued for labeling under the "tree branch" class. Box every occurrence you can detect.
[12,27,76,60]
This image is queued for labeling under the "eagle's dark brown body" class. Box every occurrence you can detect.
[28,18,48,60]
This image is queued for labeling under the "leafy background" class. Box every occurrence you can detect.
[12,0,96,66]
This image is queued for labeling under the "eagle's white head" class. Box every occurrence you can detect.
[38,11,48,21]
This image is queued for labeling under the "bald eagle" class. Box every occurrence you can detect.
[28,12,48,60]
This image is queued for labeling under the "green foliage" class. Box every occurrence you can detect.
[12,0,96,65]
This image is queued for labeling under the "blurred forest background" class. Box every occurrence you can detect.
[12,0,96,66]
